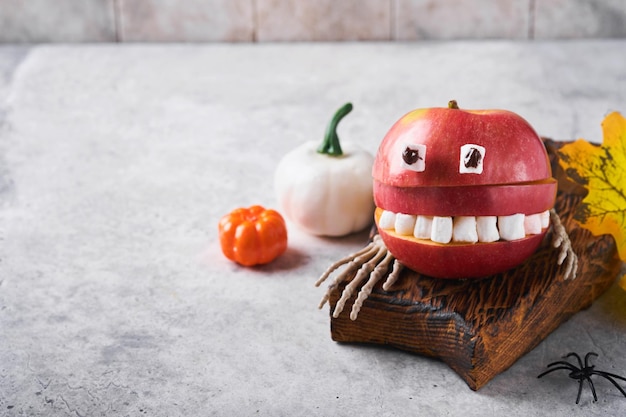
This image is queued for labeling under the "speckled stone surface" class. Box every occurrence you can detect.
[0,42,625,416]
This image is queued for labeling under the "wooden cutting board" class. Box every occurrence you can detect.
[325,139,623,390]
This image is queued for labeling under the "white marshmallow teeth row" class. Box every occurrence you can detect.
[379,210,550,244]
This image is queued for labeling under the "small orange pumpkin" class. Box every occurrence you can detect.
[218,205,288,266]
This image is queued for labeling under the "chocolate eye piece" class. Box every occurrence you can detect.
[403,147,422,165]
[459,143,485,174]
[401,143,427,172]
[464,147,482,168]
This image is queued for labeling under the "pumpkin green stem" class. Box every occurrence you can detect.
[318,102,353,157]
[448,100,460,109]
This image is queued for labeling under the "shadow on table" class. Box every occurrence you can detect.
[252,246,311,272]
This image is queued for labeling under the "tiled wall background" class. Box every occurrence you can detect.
[1,0,625,43]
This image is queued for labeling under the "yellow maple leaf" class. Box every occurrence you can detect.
[558,111,626,262]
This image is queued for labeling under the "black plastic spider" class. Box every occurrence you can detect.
[538,352,626,404]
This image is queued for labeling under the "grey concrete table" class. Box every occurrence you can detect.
[1,41,625,416]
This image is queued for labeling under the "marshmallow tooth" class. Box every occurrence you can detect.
[414,215,433,239]
[524,213,542,235]
[395,213,417,236]
[476,216,499,242]
[452,216,478,243]
[498,213,526,241]
[540,210,550,228]
[431,216,453,244]
[379,210,396,230]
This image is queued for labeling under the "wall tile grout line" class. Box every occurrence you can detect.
[390,0,396,41]
[251,0,258,42]
[112,0,123,42]
[528,0,536,40]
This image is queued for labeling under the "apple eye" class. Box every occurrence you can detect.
[459,144,485,174]
[401,143,426,172]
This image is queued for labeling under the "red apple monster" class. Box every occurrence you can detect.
[372,100,557,278]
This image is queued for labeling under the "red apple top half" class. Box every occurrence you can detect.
[372,101,557,278]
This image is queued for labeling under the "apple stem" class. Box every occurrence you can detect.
[317,102,353,157]
[448,100,459,109]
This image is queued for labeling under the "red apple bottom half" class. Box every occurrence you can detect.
[373,179,557,279]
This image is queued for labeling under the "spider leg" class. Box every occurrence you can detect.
[584,352,599,368]
[545,360,578,370]
[585,376,598,403]
[592,372,626,399]
[564,352,584,369]
[592,370,626,382]
[538,365,578,379]
[575,378,584,404]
